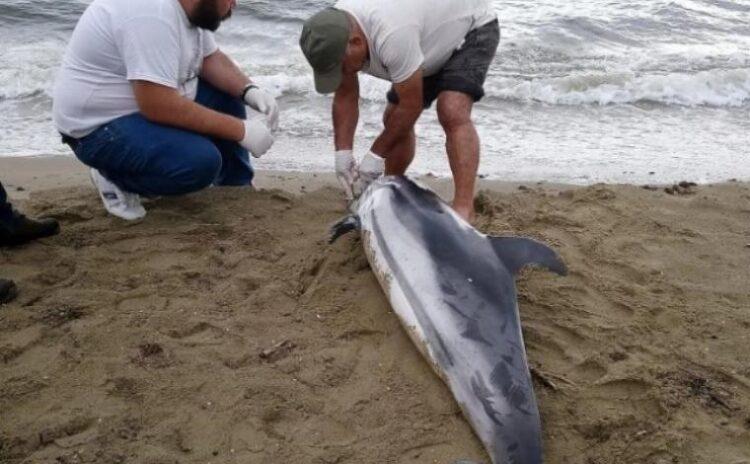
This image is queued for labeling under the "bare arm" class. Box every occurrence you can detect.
[199,50,251,99]
[333,72,360,151]
[371,70,423,156]
[132,80,244,141]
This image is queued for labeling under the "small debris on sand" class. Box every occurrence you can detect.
[260,340,296,362]
[665,181,698,196]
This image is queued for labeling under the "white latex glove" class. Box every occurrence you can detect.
[243,85,279,131]
[356,151,385,194]
[335,150,358,200]
[240,109,274,158]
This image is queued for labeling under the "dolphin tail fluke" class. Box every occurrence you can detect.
[329,215,361,244]
[490,236,567,276]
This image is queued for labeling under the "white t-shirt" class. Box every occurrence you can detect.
[334,0,496,84]
[53,0,218,138]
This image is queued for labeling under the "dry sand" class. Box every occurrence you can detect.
[1,156,749,464]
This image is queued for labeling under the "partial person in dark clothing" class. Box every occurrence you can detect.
[0,279,18,304]
[0,180,60,246]
[0,180,60,305]
[0,180,13,227]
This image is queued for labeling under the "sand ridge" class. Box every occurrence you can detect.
[1,170,749,463]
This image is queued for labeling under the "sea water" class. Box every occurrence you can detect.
[1,0,748,184]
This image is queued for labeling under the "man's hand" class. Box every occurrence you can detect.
[241,111,274,158]
[332,73,361,200]
[244,86,279,131]
[335,150,358,200]
[356,151,385,194]
[201,52,280,131]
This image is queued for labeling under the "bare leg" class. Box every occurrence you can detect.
[437,91,479,222]
[382,103,416,175]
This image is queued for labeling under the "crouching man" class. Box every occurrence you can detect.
[300,0,499,221]
[54,0,278,220]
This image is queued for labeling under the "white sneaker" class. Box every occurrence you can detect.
[89,168,146,220]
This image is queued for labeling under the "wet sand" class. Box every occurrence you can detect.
[1,156,749,464]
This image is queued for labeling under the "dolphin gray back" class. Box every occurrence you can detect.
[356,177,566,464]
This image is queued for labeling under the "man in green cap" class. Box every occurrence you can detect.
[300,0,498,221]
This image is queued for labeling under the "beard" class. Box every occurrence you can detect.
[189,0,232,32]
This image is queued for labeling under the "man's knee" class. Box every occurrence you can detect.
[382,103,396,125]
[383,104,416,140]
[197,80,247,119]
[223,96,246,119]
[437,92,473,131]
[174,142,222,192]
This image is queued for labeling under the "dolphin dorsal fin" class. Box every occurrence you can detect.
[489,236,567,277]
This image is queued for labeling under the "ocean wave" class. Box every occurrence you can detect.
[234,0,326,23]
[258,68,750,108]
[0,0,85,27]
[2,18,748,111]
[6,67,749,110]
[0,39,65,101]
[486,69,750,107]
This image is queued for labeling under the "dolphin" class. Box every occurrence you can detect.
[330,176,567,464]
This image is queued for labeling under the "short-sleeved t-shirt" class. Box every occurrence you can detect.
[334,0,496,84]
[53,0,218,138]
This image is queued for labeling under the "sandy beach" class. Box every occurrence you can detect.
[1,156,749,464]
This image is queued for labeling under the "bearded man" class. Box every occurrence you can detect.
[54,0,278,220]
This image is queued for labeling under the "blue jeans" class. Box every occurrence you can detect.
[0,181,13,224]
[73,80,252,197]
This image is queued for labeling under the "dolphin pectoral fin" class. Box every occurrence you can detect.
[489,236,567,277]
[329,215,361,244]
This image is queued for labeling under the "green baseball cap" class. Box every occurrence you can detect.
[300,8,351,94]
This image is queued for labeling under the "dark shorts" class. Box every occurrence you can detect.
[387,19,500,109]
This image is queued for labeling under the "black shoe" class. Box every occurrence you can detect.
[0,211,60,246]
[0,279,18,304]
